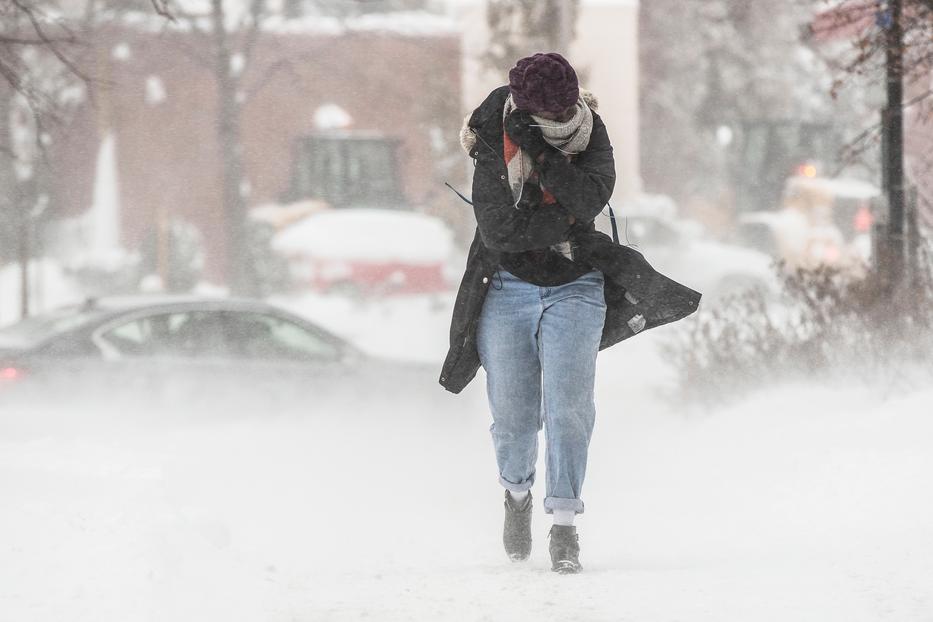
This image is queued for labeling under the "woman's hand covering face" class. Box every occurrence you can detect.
[504,110,550,160]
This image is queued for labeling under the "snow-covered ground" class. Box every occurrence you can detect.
[1,293,932,621]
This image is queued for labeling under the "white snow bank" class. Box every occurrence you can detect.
[271,289,455,362]
[264,11,459,36]
[582,0,639,6]
[446,0,639,7]
[0,259,83,327]
[119,9,458,37]
[787,175,881,201]
[272,208,455,264]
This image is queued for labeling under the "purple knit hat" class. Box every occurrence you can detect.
[508,52,579,114]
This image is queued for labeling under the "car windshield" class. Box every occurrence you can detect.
[0,306,105,349]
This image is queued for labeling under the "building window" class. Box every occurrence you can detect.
[290,135,404,209]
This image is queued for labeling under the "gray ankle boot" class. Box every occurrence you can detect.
[503,490,532,561]
[548,524,582,574]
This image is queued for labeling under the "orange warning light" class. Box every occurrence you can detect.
[799,164,818,178]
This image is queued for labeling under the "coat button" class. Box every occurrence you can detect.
[500,175,506,180]
[482,277,489,284]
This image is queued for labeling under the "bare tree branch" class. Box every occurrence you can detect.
[8,0,91,84]
[0,35,74,45]
[244,55,302,102]
[151,0,177,22]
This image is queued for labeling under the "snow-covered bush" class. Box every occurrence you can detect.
[138,219,205,293]
[245,220,292,298]
[67,249,141,297]
[665,243,933,406]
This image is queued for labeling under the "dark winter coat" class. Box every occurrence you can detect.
[439,86,702,394]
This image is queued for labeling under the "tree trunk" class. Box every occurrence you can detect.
[17,196,29,319]
[0,88,29,318]
[211,0,254,296]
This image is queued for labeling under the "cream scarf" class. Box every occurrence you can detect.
[502,93,594,204]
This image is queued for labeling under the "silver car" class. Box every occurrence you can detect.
[0,296,445,414]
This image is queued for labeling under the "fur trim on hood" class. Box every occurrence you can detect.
[459,88,599,155]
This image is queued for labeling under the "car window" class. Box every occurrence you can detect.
[223,312,341,361]
[100,311,228,357]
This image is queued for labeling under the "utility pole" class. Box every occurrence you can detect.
[881,0,906,287]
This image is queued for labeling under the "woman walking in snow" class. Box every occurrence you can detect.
[440,53,700,574]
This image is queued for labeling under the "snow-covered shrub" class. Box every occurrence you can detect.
[138,219,205,293]
[665,243,933,406]
[245,220,291,297]
[67,249,141,297]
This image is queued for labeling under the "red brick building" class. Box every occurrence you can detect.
[48,18,463,281]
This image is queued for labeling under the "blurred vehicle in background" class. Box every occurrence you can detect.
[735,173,879,274]
[272,208,455,298]
[724,120,842,215]
[620,195,780,303]
[0,296,441,412]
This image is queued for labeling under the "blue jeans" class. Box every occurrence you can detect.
[476,267,606,514]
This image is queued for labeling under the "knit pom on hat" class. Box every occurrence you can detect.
[508,52,579,114]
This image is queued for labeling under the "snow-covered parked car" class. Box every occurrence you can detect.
[618,195,780,304]
[272,208,455,297]
[735,176,879,276]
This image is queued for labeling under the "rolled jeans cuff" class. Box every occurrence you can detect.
[544,496,584,515]
[499,474,535,493]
